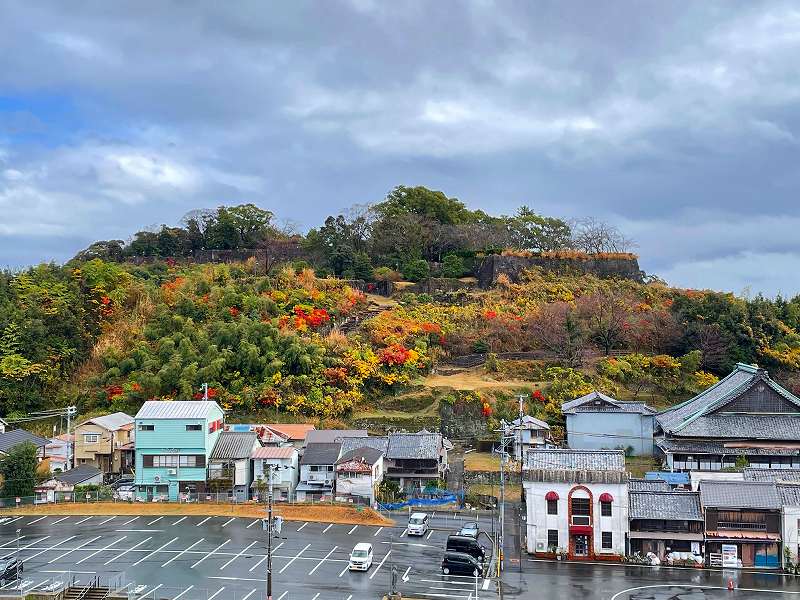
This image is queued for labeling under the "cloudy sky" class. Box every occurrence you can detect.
[1,1,799,296]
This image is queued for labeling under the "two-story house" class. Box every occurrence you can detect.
[251,446,299,501]
[385,431,450,493]
[628,488,704,560]
[700,480,782,568]
[134,400,224,502]
[75,412,135,478]
[208,431,261,501]
[264,424,316,449]
[297,442,340,501]
[505,415,551,460]
[335,447,384,506]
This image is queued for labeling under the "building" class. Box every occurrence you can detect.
[74,412,135,477]
[505,415,551,460]
[208,431,261,501]
[35,465,103,504]
[385,431,450,493]
[523,449,629,560]
[264,424,316,449]
[251,446,299,501]
[305,429,368,445]
[297,442,341,501]
[45,434,73,473]
[700,480,782,568]
[335,447,384,505]
[0,429,50,459]
[563,391,656,456]
[629,478,670,492]
[628,490,704,560]
[0,417,8,433]
[134,400,224,502]
[656,363,800,471]
[778,483,800,568]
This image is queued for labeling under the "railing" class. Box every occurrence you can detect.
[717,521,767,531]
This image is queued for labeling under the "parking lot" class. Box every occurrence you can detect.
[0,512,499,600]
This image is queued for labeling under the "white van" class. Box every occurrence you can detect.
[407,512,429,536]
[349,543,374,571]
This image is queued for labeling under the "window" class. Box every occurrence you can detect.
[571,498,590,515]
[185,424,202,431]
[547,529,559,549]
[179,455,198,467]
[547,499,558,515]
[601,532,613,550]
[151,455,179,468]
[601,501,612,517]
[139,424,154,431]
[83,433,100,444]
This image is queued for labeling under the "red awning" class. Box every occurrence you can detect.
[599,492,613,503]
[569,525,593,535]
[545,491,559,501]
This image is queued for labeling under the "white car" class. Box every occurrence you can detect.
[348,543,373,571]
[114,484,135,502]
[407,512,429,536]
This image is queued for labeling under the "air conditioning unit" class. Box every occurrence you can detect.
[324,479,332,486]
[168,469,177,475]
[153,475,162,483]
[571,515,590,526]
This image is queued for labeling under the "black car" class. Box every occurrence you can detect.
[0,557,22,585]
[446,534,486,562]
[441,551,482,576]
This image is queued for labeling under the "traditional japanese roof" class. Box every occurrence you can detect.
[264,423,315,441]
[777,483,800,506]
[699,480,781,509]
[79,412,134,431]
[336,447,384,466]
[300,442,342,465]
[657,363,800,438]
[629,491,703,520]
[305,429,369,445]
[657,438,800,456]
[743,468,800,483]
[0,429,50,453]
[525,449,625,471]
[339,436,389,455]
[386,432,442,460]
[55,465,102,486]
[562,391,656,415]
[211,431,260,460]
[251,446,296,460]
[135,400,222,419]
[507,415,550,430]
[629,478,671,492]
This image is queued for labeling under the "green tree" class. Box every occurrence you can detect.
[441,254,465,278]
[402,259,430,282]
[508,206,571,252]
[0,441,38,499]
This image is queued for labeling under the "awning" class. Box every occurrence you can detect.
[599,492,613,503]
[706,530,781,541]
[545,491,559,501]
[569,525,593,535]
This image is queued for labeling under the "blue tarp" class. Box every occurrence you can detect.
[378,490,460,511]
[645,471,690,485]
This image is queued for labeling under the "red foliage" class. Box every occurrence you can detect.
[293,305,330,328]
[421,322,442,334]
[106,385,124,400]
[131,382,143,393]
[481,402,492,417]
[379,344,411,365]
[229,306,240,317]
[532,389,545,402]
[484,310,498,320]
[165,258,177,268]
[324,367,348,385]
[193,387,219,400]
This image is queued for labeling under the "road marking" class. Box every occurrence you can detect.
[51,517,70,525]
[348,525,358,534]
[380,541,437,548]
[4,516,24,524]
[173,516,188,526]
[427,530,435,540]
[149,584,163,596]
[345,596,352,600]
[120,516,139,525]
[19,536,50,551]
[369,549,391,580]
[339,563,349,577]
[311,594,320,600]
[207,586,225,600]
[309,545,337,575]
[373,527,383,537]
[246,519,259,529]
[147,516,163,525]
[297,521,308,531]
[323,523,333,533]
[277,592,288,600]
[75,516,93,525]
[47,535,101,564]
[27,516,47,525]
[220,540,259,570]
[419,578,475,585]
[402,566,411,582]
[221,517,235,528]
[132,536,178,566]
[482,578,490,590]
[400,528,407,537]
[190,539,230,569]
[104,536,151,565]
[248,542,282,572]
[162,538,205,567]
[98,517,115,525]
[241,589,257,600]
[196,516,212,527]
[76,536,127,564]
[610,585,800,599]
[114,529,163,533]
[172,585,194,600]
[279,543,310,574]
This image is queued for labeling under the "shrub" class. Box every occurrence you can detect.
[373,267,402,282]
[441,254,465,278]
[402,259,430,282]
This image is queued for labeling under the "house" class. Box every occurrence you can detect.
[297,442,341,501]
[505,415,551,460]
[305,429,368,445]
[208,431,261,502]
[45,434,73,473]
[385,431,450,493]
[699,480,782,568]
[0,417,8,433]
[656,363,800,471]
[74,412,135,477]
[339,436,389,455]
[0,429,50,458]
[778,483,800,568]
[263,424,316,449]
[628,490,704,560]
[251,446,299,501]
[645,471,691,489]
[563,391,656,456]
[134,400,224,502]
[335,447,384,506]
[628,478,670,492]
[226,423,290,446]
[523,449,629,560]
[35,465,103,504]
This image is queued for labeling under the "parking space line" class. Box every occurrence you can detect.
[482,578,490,590]
[172,585,193,600]
[221,517,235,528]
[248,542,282,572]
[278,543,310,574]
[27,517,47,525]
[51,517,70,525]
[207,586,225,600]
[322,524,333,533]
[190,539,230,569]
[162,538,204,567]
[297,521,308,531]
[147,516,163,526]
[339,562,349,577]
[348,525,358,535]
[196,516,212,527]
[400,528,407,537]
[247,519,259,529]
[311,593,320,600]
[373,527,383,537]
[104,536,151,565]
[427,530,435,540]
[277,592,287,600]
[402,566,411,581]
[132,536,178,566]
[22,536,77,564]
[17,535,50,551]
[173,517,188,526]
[241,589,257,600]
[369,550,392,580]
[4,516,24,524]
[75,516,93,525]
[98,517,115,525]
[345,595,352,600]
[149,584,163,596]
[120,517,139,526]
[76,536,127,564]
[308,545,337,575]
[220,540,258,570]
[47,535,101,564]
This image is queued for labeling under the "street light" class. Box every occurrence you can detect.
[264,463,294,600]
[15,529,20,582]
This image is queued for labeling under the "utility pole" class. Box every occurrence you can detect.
[15,528,20,582]
[266,464,273,600]
[66,406,77,471]
[516,393,527,572]
[493,423,514,573]
[202,383,209,401]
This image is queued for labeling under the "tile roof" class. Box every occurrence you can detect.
[562,391,655,415]
[264,423,315,441]
[251,446,297,460]
[699,480,781,509]
[386,432,442,460]
[300,442,342,465]
[743,468,800,482]
[135,400,222,419]
[210,432,260,459]
[674,415,800,440]
[777,483,800,506]
[629,491,703,520]
[305,429,369,444]
[656,438,800,456]
[525,449,625,471]
[339,436,389,455]
[80,412,134,431]
[0,429,50,453]
[55,465,102,486]
[629,478,671,492]
[336,447,384,466]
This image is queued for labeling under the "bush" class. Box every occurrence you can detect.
[402,259,430,282]
[373,267,402,282]
[441,254,465,278]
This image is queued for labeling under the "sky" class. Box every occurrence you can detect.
[1,1,799,297]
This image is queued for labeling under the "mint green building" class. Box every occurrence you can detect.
[134,400,224,501]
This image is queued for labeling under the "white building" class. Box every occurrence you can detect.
[524,449,629,560]
[779,483,800,567]
[251,446,299,501]
[505,415,551,460]
[335,447,384,506]
[297,442,341,501]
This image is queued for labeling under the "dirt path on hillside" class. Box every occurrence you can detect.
[424,371,537,391]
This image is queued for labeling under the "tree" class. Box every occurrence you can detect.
[508,206,571,252]
[441,254,465,278]
[374,185,473,225]
[71,240,125,262]
[577,290,632,355]
[0,441,38,499]
[527,302,586,365]
[226,204,275,247]
[571,218,635,254]
[402,259,430,282]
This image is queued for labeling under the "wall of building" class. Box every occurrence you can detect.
[784,506,800,565]
[567,413,653,456]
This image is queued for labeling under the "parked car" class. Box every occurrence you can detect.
[458,521,479,538]
[441,551,481,576]
[407,512,429,536]
[446,535,486,562]
[114,484,135,501]
[110,476,134,489]
[348,543,374,571]
[0,556,22,586]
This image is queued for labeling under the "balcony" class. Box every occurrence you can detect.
[717,521,767,531]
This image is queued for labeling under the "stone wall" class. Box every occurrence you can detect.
[475,254,644,288]
[439,398,490,441]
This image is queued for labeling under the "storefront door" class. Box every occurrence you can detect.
[574,535,589,557]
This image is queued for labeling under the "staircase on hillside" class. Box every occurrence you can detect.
[337,303,389,334]
[63,586,110,600]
